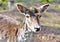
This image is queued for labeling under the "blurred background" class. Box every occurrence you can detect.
[0,0,60,42]
[0,0,60,28]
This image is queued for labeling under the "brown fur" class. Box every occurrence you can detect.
[0,14,20,42]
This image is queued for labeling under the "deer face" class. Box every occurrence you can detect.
[17,4,49,32]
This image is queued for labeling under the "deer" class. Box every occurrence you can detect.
[0,14,19,42]
[0,4,49,42]
[16,4,49,42]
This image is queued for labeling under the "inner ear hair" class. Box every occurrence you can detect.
[17,4,29,13]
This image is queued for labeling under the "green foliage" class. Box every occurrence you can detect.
[34,0,41,2]
[55,5,60,12]
[16,0,55,5]
[41,0,55,4]
[40,17,60,28]
[0,0,8,9]
[44,12,52,17]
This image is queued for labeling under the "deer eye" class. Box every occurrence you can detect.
[38,15,42,18]
[26,16,29,18]
[37,15,42,18]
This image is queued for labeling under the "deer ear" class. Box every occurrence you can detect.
[40,4,49,12]
[17,4,28,13]
[34,4,49,13]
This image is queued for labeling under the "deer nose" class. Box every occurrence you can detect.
[35,27,40,31]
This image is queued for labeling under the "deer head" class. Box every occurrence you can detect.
[17,4,49,32]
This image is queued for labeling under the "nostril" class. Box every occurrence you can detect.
[36,28,40,31]
[35,28,40,31]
